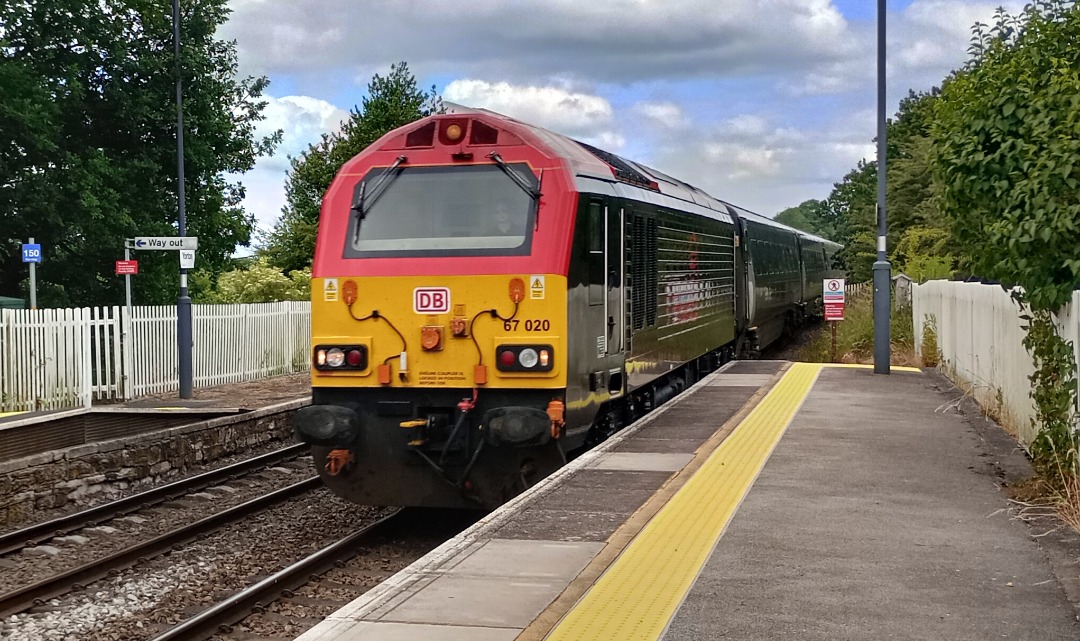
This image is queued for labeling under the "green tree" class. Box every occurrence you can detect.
[774,199,836,239]
[819,90,947,283]
[204,258,310,303]
[933,0,1080,475]
[0,0,278,306]
[262,62,444,272]
[822,160,878,281]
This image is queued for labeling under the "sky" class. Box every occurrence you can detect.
[218,0,1024,241]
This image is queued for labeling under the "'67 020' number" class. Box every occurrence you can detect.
[504,319,550,332]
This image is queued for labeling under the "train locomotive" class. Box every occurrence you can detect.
[292,107,841,509]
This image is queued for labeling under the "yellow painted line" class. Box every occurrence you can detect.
[823,363,923,373]
[544,362,823,641]
[0,411,27,418]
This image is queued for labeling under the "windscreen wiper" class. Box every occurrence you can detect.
[487,152,541,200]
[352,155,407,221]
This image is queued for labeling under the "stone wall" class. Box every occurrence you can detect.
[0,398,309,528]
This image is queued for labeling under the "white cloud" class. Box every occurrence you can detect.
[444,79,625,149]
[222,0,856,85]
[220,0,1033,239]
[255,95,349,171]
[640,110,876,215]
[233,95,350,231]
[635,101,687,129]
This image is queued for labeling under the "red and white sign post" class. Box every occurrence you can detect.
[118,247,140,322]
[824,278,845,362]
[115,260,139,275]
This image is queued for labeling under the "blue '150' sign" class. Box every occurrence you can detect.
[21,244,42,263]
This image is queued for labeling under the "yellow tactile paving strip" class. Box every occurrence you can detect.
[544,362,824,641]
[0,411,26,419]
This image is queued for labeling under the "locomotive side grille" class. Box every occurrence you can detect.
[646,217,658,327]
[632,215,646,330]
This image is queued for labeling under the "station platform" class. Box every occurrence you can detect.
[295,361,1080,641]
[0,372,310,425]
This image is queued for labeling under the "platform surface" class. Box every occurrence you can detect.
[294,362,1080,641]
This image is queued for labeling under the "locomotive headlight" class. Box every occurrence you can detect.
[495,344,554,372]
[518,348,539,368]
[326,348,345,368]
[316,349,327,366]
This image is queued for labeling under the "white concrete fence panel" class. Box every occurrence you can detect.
[0,301,311,412]
[912,280,1080,449]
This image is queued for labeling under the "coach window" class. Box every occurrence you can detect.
[588,201,604,305]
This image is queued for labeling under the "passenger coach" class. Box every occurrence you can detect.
[293,107,841,509]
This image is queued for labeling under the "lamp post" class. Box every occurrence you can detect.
[873,0,892,374]
[173,0,193,398]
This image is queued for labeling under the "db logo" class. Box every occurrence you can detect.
[414,287,450,313]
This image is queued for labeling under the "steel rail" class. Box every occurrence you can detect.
[0,443,309,556]
[148,508,405,641]
[0,476,321,618]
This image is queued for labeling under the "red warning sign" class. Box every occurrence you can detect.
[115,260,139,275]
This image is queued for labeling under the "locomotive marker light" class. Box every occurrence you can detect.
[342,280,358,305]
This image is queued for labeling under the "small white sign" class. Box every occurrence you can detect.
[179,250,196,269]
[824,278,845,299]
[133,236,198,250]
[324,278,339,302]
[530,275,545,300]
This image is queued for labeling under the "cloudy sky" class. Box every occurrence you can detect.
[220,0,1023,240]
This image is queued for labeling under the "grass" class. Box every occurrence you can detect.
[797,294,922,367]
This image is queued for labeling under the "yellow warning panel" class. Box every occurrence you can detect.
[545,362,823,641]
[530,274,545,300]
[323,277,339,302]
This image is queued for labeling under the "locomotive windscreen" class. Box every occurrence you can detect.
[347,164,536,257]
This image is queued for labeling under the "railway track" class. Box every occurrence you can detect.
[149,508,406,641]
[0,443,309,556]
[0,445,318,618]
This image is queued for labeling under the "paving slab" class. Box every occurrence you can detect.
[588,452,694,472]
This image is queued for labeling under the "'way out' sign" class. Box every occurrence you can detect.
[133,236,199,250]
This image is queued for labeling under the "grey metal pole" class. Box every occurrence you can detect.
[174,0,193,398]
[873,0,892,374]
[28,237,37,310]
[125,246,133,316]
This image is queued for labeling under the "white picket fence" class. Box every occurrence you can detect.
[912,280,1080,449]
[0,301,311,412]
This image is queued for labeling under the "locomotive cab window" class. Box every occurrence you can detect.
[346,164,537,258]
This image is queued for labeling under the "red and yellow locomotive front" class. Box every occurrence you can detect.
[293,113,577,508]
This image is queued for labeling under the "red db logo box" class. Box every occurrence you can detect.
[414,287,450,313]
